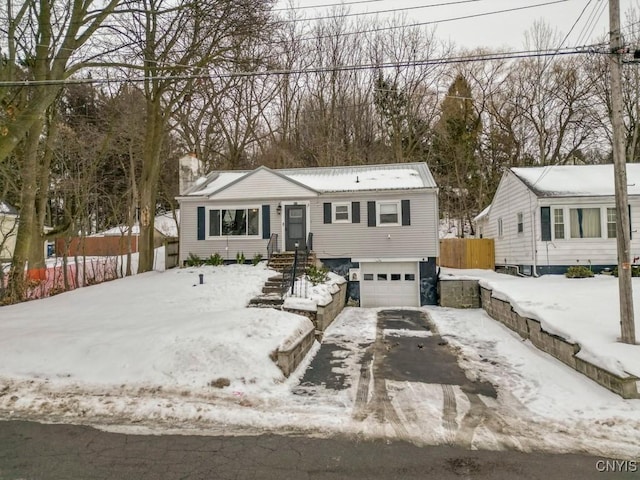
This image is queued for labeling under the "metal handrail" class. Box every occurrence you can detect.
[267,233,278,262]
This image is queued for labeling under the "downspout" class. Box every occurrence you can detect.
[530,192,539,277]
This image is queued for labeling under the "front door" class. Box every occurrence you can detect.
[285,205,306,251]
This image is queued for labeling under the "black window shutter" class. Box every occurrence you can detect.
[197,206,205,240]
[367,201,376,227]
[323,203,332,224]
[352,202,360,223]
[629,205,632,240]
[262,205,270,239]
[541,207,551,241]
[401,200,411,226]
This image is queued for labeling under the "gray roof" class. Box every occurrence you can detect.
[184,162,437,197]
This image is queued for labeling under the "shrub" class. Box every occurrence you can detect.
[236,251,246,264]
[306,264,329,285]
[205,253,224,266]
[186,252,203,267]
[565,265,594,278]
[612,265,640,277]
[252,253,263,266]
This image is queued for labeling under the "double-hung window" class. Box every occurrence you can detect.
[208,207,260,237]
[377,201,400,225]
[554,209,565,239]
[497,218,503,237]
[607,208,617,238]
[333,203,350,223]
[517,212,524,234]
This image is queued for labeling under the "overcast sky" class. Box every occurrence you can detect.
[275,0,638,51]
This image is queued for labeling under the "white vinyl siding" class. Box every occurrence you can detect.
[537,198,640,267]
[484,171,536,267]
[179,200,277,264]
[311,190,438,259]
[212,168,316,200]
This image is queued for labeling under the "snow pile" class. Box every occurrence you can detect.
[283,271,346,311]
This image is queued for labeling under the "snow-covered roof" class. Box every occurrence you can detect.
[473,205,491,222]
[93,211,179,237]
[184,163,436,197]
[512,164,640,197]
[0,200,18,216]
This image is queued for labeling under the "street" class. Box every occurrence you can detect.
[0,420,628,480]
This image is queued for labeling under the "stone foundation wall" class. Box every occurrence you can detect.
[439,279,481,308]
[480,287,639,399]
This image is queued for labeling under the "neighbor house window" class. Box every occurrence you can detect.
[570,207,601,238]
[554,209,565,239]
[497,218,503,237]
[607,208,617,238]
[517,212,524,234]
[378,201,400,225]
[333,203,350,223]
[208,207,260,237]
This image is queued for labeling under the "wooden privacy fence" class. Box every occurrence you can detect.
[56,236,139,257]
[439,238,495,270]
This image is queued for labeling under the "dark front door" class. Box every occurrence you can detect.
[285,205,306,251]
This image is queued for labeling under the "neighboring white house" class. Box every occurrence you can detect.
[0,200,19,261]
[478,164,640,275]
[176,162,440,307]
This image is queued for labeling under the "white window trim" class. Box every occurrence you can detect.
[517,212,524,235]
[206,205,261,239]
[376,200,401,226]
[332,202,351,223]
[497,217,503,238]
[549,205,620,241]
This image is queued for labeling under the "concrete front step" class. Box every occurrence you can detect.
[248,295,284,308]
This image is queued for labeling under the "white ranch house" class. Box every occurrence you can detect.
[176,159,440,307]
[477,164,640,275]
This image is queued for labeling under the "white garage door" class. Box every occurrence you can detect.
[359,262,419,308]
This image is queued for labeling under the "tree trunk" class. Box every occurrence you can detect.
[7,117,44,300]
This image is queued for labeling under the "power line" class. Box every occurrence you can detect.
[280,0,487,23]
[275,0,571,43]
[272,0,385,12]
[0,45,604,88]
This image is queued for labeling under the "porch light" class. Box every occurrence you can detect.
[277,203,282,215]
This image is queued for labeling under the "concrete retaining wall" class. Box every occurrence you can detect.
[276,325,316,377]
[283,282,347,332]
[276,282,348,376]
[480,287,639,399]
[439,279,481,308]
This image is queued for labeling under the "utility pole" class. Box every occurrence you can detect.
[610,0,637,344]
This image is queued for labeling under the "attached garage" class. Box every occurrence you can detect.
[359,261,420,308]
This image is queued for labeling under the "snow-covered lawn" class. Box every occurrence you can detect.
[440,268,640,378]
[0,264,311,395]
[0,264,639,459]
